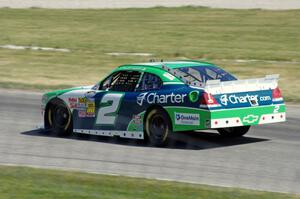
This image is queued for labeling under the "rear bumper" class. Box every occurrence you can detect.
[209,104,286,129]
[166,104,286,132]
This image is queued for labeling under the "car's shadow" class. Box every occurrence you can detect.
[21,129,269,150]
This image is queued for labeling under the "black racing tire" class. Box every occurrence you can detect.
[144,108,171,147]
[46,99,72,136]
[217,126,251,138]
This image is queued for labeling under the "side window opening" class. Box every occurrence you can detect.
[99,73,114,90]
[136,72,162,91]
[100,71,141,92]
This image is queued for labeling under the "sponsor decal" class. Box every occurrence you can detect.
[78,110,86,118]
[68,97,78,108]
[137,92,148,106]
[137,92,187,106]
[78,110,95,118]
[75,98,95,117]
[87,99,95,108]
[243,114,259,123]
[220,94,258,106]
[175,112,200,125]
[220,94,272,106]
[86,111,95,117]
[132,115,142,124]
[128,115,143,131]
[78,97,87,108]
[86,99,95,117]
[189,90,199,103]
[260,96,271,101]
[69,98,77,102]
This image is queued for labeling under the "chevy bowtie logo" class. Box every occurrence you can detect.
[243,115,259,123]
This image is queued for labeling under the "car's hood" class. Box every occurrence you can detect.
[42,85,94,105]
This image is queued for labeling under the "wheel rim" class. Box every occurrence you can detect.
[53,105,69,128]
[149,115,167,139]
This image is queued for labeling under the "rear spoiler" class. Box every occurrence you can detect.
[161,64,279,94]
[205,74,279,94]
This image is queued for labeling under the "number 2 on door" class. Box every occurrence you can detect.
[96,93,124,125]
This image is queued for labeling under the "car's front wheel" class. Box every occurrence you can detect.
[217,126,251,138]
[144,108,171,147]
[46,99,72,136]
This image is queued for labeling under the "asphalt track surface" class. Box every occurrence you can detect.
[0,0,300,10]
[0,89,299,194]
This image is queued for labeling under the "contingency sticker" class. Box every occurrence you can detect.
[175,112,200,125]
[78,97,87,109]
[68,98,78,109]
[86,99,95,117]
[75,97,95,118]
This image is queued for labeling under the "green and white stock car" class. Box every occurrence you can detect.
[42,60,286,146]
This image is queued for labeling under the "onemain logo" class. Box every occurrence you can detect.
[175,112,200,125]
[137,92,187,106]
[220,94,271,106]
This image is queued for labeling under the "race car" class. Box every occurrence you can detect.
[41,60,286,146]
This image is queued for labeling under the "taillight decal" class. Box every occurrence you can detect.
[272,87,283,102]
[200,92,221,108]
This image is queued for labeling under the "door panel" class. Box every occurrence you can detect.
[95,92,124,126]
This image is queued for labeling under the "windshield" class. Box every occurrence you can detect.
[174,65,236,84]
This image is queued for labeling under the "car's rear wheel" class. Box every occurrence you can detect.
[217,126,251,138]
[46,99,72,136]
[144,108,171,147]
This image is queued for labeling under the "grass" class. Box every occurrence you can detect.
[0,7,299,101]
[0,165,299,199]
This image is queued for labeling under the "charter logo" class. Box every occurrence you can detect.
[137,92,186,106]
[220,94,272,106]
[137,92,148,106]
[220,94,259,106]
[175,112,200,125]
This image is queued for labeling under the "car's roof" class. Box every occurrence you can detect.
[111,60,215,84]
[124,60,213,69]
